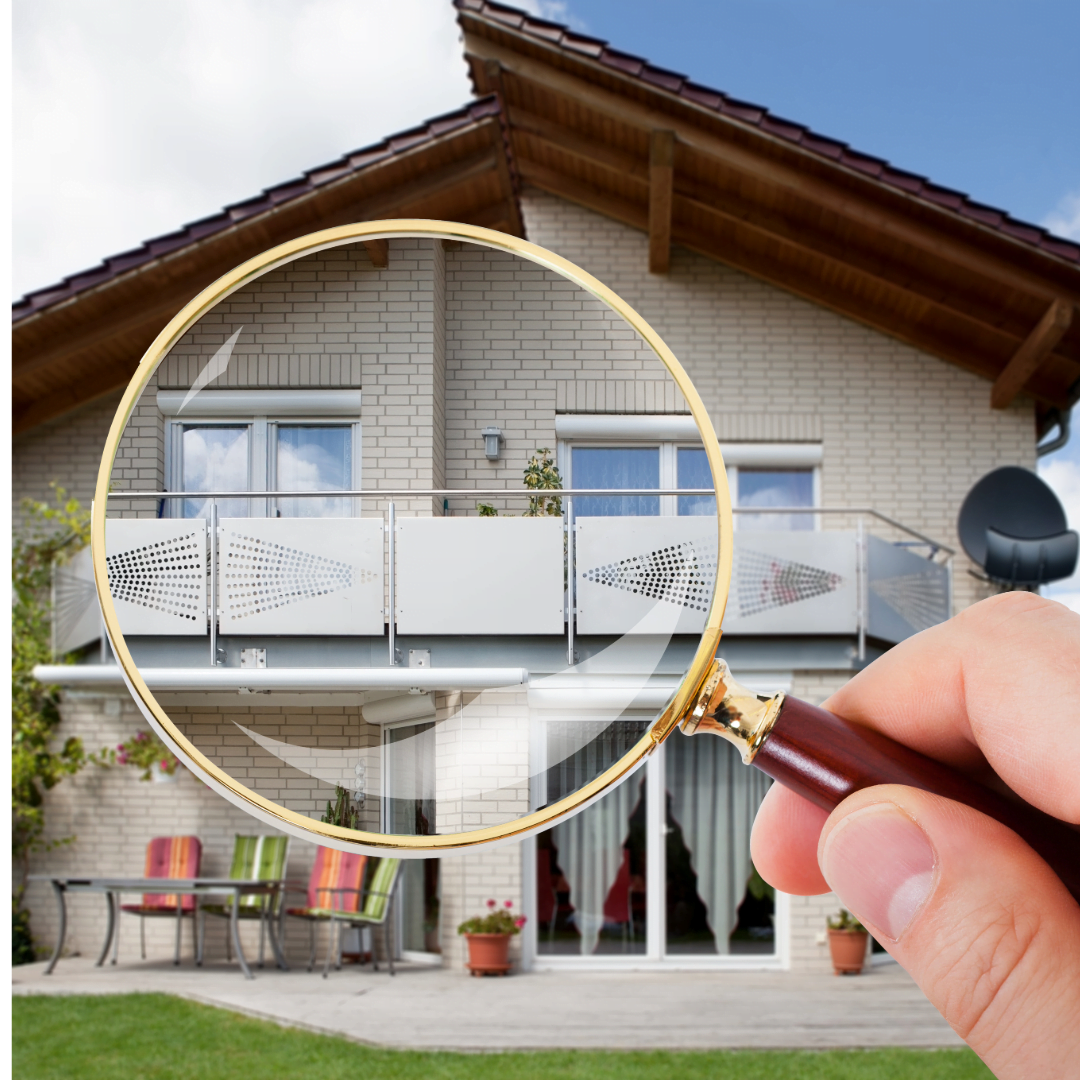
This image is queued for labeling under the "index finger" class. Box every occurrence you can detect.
[822,591,1080,824]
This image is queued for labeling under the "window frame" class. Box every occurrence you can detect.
[557,426,821,527]
[164,415,362,518]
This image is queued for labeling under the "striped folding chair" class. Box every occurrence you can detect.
[319,857,401,978]
[118,836,202,965]
[197,834,290,969]
[282,847,367,973]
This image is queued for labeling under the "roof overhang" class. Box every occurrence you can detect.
[12,98,523,434]
[456,0,1080,423]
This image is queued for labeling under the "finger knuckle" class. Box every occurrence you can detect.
[932,898,1044,1043]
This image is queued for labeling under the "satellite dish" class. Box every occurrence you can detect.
[958,466,1078,587]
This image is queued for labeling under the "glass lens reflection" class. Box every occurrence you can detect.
[104,235,721,841]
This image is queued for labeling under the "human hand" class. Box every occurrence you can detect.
[750,592,1080,1079]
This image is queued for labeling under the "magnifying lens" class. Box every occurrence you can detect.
[91,222,1080,898]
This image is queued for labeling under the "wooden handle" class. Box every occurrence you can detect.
[754,696,1080,903]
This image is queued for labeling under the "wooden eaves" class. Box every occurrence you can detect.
[11,98,523,435]
[456,0,1080,427]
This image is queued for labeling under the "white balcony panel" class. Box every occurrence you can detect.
[575,516,719,636]
[724,531,857,635]
[395,517,565,635]
[53,546,100,655]
[219,519,384,635]
[867,536,950,641]
[104,519,207,635]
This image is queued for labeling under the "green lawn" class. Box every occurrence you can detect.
[13,994,990,1080]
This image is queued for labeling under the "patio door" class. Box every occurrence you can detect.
[530,711,780,967]
[383,721,441,960]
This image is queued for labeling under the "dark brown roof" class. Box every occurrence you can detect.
[13,97,516,323]
[455,0,1079,265]
[456,0,1080,417]
[12,96,523,433]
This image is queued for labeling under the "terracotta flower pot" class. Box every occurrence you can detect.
[464,932,512,976]
[828,928,868,975]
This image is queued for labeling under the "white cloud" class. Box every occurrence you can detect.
[1038,446,1080,612]
[13,0,471,299]
[1042,188,1080,242]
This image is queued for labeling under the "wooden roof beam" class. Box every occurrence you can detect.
[991,299,1076,409]
[649,131,675,275]
[470,37,1078,302]
[363,239,389,268]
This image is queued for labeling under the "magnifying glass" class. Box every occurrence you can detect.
[91,221,1080,900]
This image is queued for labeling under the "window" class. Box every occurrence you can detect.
[732,469,815,531]
[167,417,360,518]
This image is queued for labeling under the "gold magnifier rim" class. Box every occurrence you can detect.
[91,220,733,853]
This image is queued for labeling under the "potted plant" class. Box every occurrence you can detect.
[111,730,181,783]
[827,908,869,975]
[457,899,526,976]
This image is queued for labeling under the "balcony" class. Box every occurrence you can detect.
[50,490,953,687]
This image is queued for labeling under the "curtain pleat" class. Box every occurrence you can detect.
[666,731,772,953]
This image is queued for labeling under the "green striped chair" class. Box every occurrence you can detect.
[197,835,290,969]
[303,857,401,978]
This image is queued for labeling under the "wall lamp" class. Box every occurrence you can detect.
[481,426,502,461]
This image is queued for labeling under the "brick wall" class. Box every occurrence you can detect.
[16,191,1040,976]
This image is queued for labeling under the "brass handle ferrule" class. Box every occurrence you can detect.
[678,659,785,764]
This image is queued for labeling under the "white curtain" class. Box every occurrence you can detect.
[552,777,642,955]
[666,730,772,953]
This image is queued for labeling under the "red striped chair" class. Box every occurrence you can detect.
[118,836,202,965]
[282,847,367,972]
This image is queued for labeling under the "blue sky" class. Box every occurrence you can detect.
[14,0,1080,602]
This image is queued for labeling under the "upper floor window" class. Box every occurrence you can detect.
[160,390,362,519]
[557,415,819,530]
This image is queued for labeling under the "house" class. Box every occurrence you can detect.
[14,0,1080,976]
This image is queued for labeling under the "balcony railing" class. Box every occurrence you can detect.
[53,490,953,667]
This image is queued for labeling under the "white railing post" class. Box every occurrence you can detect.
[388,501,396,666]
[856,514,866,662]
[566,496,575,668]
[209,499,219,666]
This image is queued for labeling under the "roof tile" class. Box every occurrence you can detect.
[454,0,1080,266]
[13,96,504,321]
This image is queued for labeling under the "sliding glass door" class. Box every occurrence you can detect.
[532,729,776,964]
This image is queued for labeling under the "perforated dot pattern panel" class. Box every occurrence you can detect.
[734,548,844,618]
[106,530,205,623]
[580,541,718,612]
[223,533,374,622]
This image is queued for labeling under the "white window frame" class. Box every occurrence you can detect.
[159,390,362,518]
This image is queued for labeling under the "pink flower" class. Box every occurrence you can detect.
[514,916,526,928]
[158,760,168,771]
[486,899,496,909]
[504,900,513,909]
[117,752,129,765]
[135,732,148,742]
[116,744,124,751]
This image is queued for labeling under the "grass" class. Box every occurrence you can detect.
[13,993,992,1080]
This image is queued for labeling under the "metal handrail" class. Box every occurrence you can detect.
[105,488,955,556]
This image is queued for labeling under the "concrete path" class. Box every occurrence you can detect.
[13,956,963,1051]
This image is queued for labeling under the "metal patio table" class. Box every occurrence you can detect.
[29,875,285,979]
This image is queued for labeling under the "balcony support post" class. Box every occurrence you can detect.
[388,502,397,667]
[209,499,218,667]
[566,498,575,667]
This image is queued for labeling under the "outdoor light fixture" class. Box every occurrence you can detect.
[481,426,502,460]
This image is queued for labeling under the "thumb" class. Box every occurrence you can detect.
[818,785,1080,1080]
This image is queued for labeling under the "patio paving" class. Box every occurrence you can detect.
[13,956,963,1050]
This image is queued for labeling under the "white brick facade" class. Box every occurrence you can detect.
[14,191,1037,974]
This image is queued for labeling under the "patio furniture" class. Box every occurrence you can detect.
[197,835,290,969]
[322,857,401,978]
[29,875,283,979]
[116,836,202,965]
[282,846,367,972]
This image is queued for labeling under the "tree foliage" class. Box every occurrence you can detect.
[11,487,101,956]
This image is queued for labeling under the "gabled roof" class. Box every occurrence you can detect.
[457,0,1079,265]
[13,1,1080,436]
[456,0,1080,421]
[12,97,522,433]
